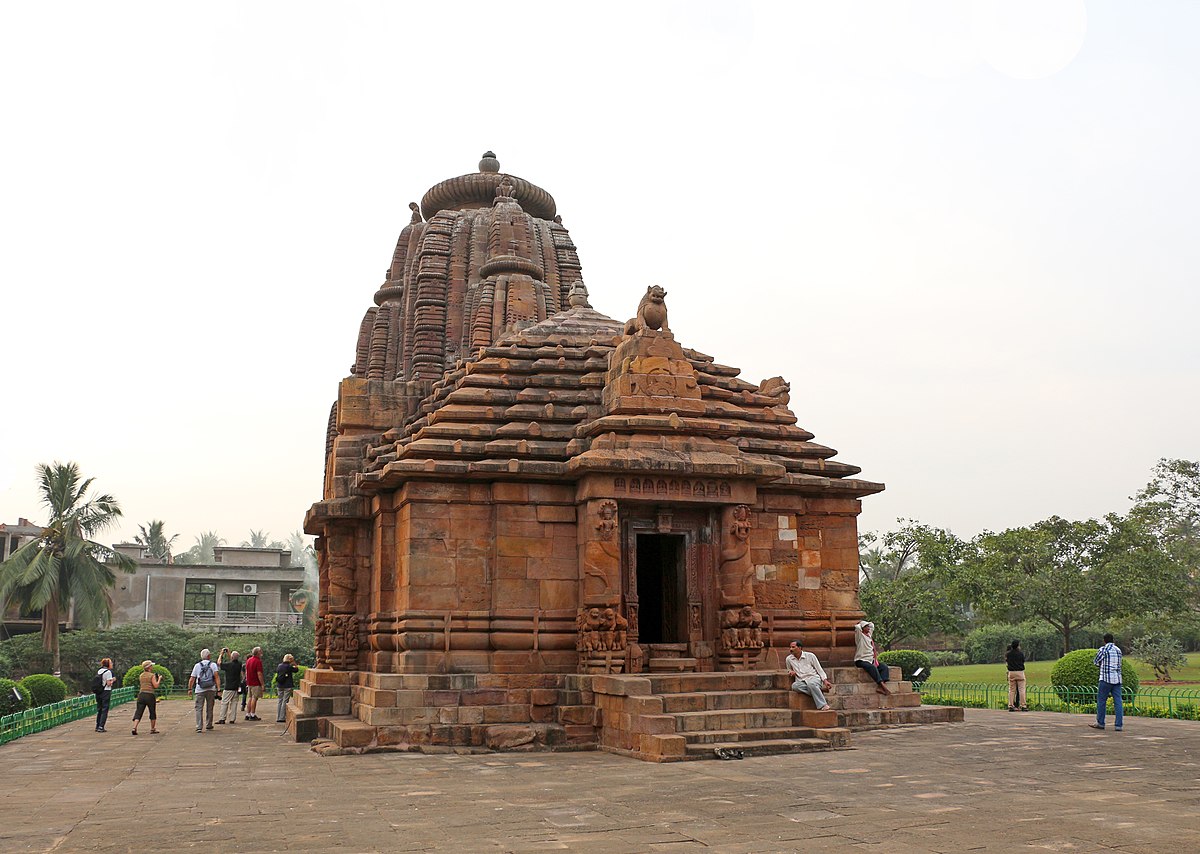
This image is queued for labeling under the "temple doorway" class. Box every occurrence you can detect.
[635,534,687,644]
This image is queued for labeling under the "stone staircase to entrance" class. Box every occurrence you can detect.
[590,667,963,761]
[590,671,846,761]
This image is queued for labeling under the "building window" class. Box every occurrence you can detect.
[226,594,256,614]
[184,582,216,613]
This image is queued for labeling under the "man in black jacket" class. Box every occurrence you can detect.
[216,649,243,724]
[1006,640,1027,712]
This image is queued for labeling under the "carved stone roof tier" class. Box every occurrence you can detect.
[348,154,584,404]
[352,295,881,499]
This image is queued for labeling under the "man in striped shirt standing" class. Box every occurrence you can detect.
[1089,634,1124,732]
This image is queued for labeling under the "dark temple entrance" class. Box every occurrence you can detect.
[635,534,687,644]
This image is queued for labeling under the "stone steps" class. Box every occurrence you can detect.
[647,672,783,693]
[682,725,817,744]
[661,689,791,713]
[838,704,965,730]
[671,708,797,732]
[326,715,374,748]
[685,736,832,759]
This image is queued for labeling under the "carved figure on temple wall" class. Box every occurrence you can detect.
[719,504,753,605]
[328,560,357,600]
[315,616,328,666]
[623,285,669,335]
[720,607,741,651]
[576,606,629,653]
[495,175,516,201]
[601,607,617,650]
[595,500,618,540]
[408,201,423,223]
[583,500,620,598]
[718,605,764,651]
[576,607,605,652]
[612,609,629,650]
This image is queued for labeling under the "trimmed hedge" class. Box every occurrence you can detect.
[1050,648,1140,702]
[121,664,175,696]
[0,678,32,716]
[878,649,933,681]
[18,674,68,707]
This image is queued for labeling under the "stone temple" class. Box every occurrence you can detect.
[291,153,960,759]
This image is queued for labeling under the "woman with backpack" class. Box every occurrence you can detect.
[93,657,115,732]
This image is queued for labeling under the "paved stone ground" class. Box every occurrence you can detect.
[1,699,1198,853]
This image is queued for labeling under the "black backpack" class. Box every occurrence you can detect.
[90,671,105,693]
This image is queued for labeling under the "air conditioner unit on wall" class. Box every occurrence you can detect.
[242,583,258,595]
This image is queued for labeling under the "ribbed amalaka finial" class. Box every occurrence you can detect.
[479,151,500,173]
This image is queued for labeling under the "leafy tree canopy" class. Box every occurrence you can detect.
[947,513,1188,656]
[858,520,966,650]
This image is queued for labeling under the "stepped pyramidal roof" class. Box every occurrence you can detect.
[320,153,881,506]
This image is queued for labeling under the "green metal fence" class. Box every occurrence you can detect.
[916,682,1200,720]
[0,686,138,746]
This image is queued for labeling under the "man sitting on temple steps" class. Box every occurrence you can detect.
[785,639,834,711]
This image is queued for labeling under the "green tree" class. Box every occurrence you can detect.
[134,519,178,564]
[950,515,1187,656]
[1130,635,1187,682]
[176,530,224,565]
[0,463,137,675]
[1130,458,1200,611]
[857,521,966,650]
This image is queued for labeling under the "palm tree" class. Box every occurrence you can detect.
[175,530,224,565]
[241,530,286,549]
[242,530,270,548]
[134,519,178,564]
[0,462,137,675]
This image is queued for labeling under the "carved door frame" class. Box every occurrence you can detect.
[620,505,718,668]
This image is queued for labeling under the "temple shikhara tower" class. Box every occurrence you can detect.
[293,154,960,759]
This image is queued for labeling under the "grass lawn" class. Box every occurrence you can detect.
[925,652,1200,685]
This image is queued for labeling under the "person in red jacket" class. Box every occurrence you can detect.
[244,646,265,721]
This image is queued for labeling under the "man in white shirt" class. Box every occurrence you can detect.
[785,640,833,711]
[188,648,222,733]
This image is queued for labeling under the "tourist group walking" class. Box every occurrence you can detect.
[84,647,297,736]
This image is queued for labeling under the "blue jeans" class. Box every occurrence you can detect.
[855,660,890,684]
[1097,680,1123,729]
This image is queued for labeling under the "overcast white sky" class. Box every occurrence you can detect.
[2,1,1197,550]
